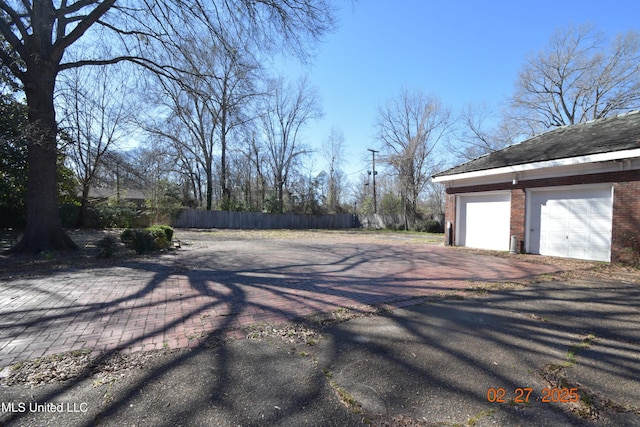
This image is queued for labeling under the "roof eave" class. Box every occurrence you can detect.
[432,147,640,183]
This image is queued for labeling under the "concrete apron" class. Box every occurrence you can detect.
[317,279,640,426]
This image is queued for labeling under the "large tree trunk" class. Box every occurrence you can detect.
[9,64,78,254]
[220,142,231,210]
[220,116,230,210]
[76,184,91,228]
[276,179,284,214]
[205,166,213,211]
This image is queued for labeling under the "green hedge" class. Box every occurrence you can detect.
[415,219,444,233]
[60,204,150,229]
[96,236,118,258]
[120,226,174,254]
[149,225,173,241]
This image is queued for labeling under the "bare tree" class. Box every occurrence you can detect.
[424,180,445,217]
[57,63,134,226]
[321,127,346,212]
[128,139,185,221]
[511,24,640,133]
[212,44,261,210]
[451,103,523,161]
[376,88,452,229]
[241,131,269,211]
[143,31,261,211]
[144,53,219,210]
[92,149,148,201]
[174,144,204,207]
[351,172,373,214]
[0,0,336,253]
[260,76,321,213]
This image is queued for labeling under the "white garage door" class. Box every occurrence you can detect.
[457,192,511,251]
[527,186,613,262]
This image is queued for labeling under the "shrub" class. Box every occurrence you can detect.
[59,203,80,227]
[96,235,118,258]
[415,219,443,233]
[120,228,135,245]
[120,225,173,254]
[619,232,640,267]
[120,228,156,254]
[388,223,406,231]
[153,225,174,241]
[146,226,170,250]
[132,230,156,254]
[93,205,140,228]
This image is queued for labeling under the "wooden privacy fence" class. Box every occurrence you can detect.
[357,214,404,229]
[174,209,356,229]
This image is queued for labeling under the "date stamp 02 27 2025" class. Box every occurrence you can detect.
[487,387,580,404]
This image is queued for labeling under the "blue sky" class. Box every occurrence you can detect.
[277,0,640,178]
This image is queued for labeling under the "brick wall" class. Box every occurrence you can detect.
[509,189,526,252]
[442,170,640,261]
[611,180,640,263]
[444,193,456,245]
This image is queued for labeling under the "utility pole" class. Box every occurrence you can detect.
[116,161,120,205]
[367,148,379,213]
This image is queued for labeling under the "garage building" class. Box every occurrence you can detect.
[432,111,640,262]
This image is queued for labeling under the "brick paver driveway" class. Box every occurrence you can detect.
[0,230,568,368]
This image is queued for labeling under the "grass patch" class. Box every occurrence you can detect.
[566,333,596,366]
[322,367,364,415]
[539,333,610,420]
[545,333,597,372]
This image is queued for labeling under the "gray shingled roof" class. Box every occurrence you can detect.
[80,187,150,200]
[434,111,640,177]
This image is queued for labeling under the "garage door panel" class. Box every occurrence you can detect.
[458,193,510,251]
[589,210,609,222]
[570,202,590,216]
[590,204,611,217]
[589,217,610,230]
[570,232,589,245]
[548,245,568,257]
[541,205,571,218]
[590,232,610,246]
[528,186,612,262]
[568,218,589,232]
[590,247,611,261]
[545,218,568,229]
[568,246,589,259]
[547,230,567,240]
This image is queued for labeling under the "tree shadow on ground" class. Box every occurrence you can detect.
[2,235,635,426]
[317,280,640,426]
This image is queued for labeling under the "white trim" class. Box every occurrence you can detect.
[455,195,460,246]
[433,148,640,183]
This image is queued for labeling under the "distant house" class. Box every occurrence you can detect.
[79,187,150,207]
[432,111,640,262]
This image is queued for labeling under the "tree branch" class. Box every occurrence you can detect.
[0,1,28,56]
[51,0,116,60]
